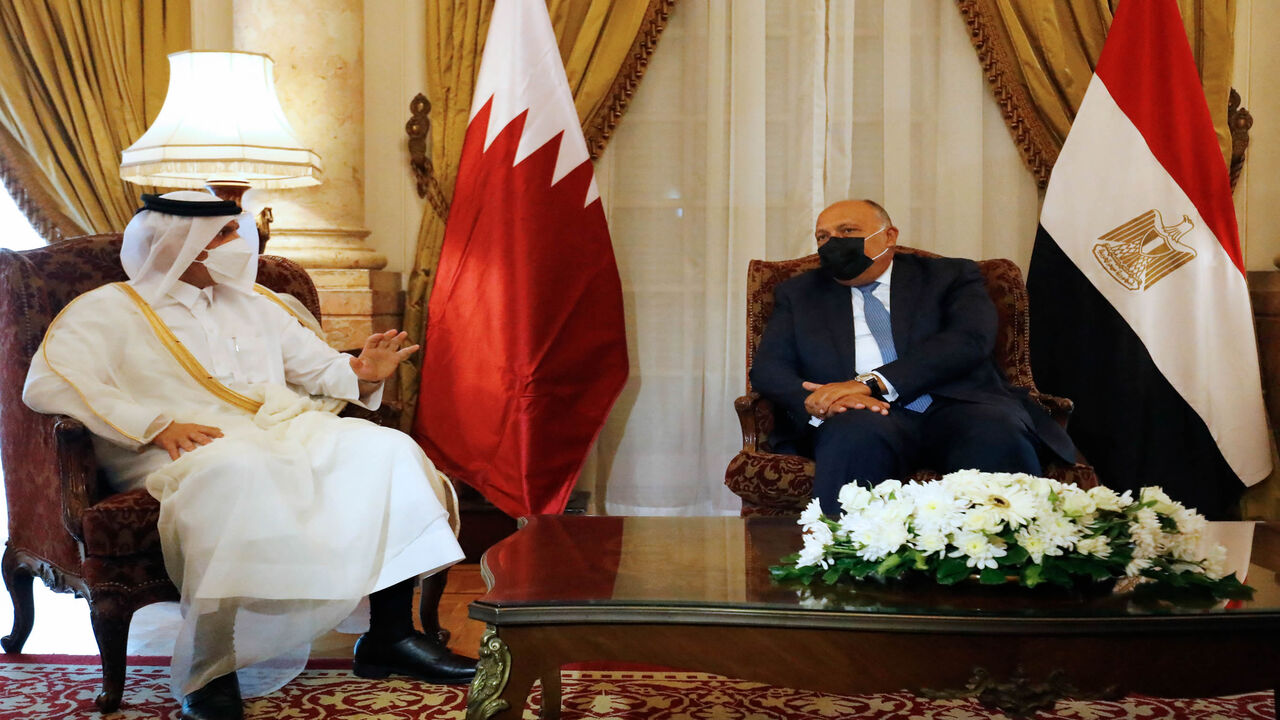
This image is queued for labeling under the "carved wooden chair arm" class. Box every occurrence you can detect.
[735,393,762,452]
[54,415,98,543]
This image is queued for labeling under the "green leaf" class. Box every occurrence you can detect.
[1001,545,1030,566]
[905,549,929,570]
[875,554,903,575]
[979,568,1008,585]
[937,557,969,585]
[1022,564,1043,588]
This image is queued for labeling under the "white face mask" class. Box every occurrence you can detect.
[199,242,255,286]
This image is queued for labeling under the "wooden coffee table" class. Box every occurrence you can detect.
[464,515,1280,719]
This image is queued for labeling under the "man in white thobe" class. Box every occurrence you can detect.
[24,191,474,720]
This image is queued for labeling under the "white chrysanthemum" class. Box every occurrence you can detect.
[872,479,903,500]
[961,506,1004,534]
[1014,525,1063,564]
[851,517,911,562]
[1140,486,1180,516]
[837,483,873,514]
[1167,532,1205,564]
[1075,535,1112,558]
[796,541,829,569]
[808,522,834,548]
[878,497,915,526]
[1022,475,1058,498]
[1129,507,1163,557]
[1203,544,1228,580]
[950,531,1007,569]
[1037,511,1083,548]
[944,469,997,504]
[1087,485,1131,512]
[1173,507,1207,536]
[1058,487,1097,518]
[911,529,951,556]
[798,498,825,529]
[797,523,835,568]
[906,482,966,534]
[1125,556,1153,577]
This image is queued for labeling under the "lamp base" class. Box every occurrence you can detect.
[206,177,272,252]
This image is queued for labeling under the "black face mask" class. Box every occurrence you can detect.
[817,227,887,281]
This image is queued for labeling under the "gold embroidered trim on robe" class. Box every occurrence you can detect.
[112,282,263,414]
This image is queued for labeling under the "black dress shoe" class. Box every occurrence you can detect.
[352,631,477,684]
[181,673,243,720]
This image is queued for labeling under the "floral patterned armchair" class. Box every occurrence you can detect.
[0,234,323,712]
[724,247,1097,517]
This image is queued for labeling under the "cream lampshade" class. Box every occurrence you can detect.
[120,50,322,194]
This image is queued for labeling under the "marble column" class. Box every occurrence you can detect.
[233,0,402,351]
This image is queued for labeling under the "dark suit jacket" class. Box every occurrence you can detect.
[748,253,1076,462]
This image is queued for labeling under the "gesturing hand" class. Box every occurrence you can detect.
[349,329,421,384]
[802,380,889,419]
[152,422,224,460]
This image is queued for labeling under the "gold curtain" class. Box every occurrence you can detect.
[0,0,190,241]
[398,0,676,417]
[955,0,1235,187]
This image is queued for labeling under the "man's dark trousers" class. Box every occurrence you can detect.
[812,396,1042,515]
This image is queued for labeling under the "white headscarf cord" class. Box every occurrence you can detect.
[121,190,260,303]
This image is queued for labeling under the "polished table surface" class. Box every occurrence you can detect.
[466,515,1280,719]
[472,515,1280,628]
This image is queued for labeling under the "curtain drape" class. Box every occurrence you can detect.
[0,0,189,242]
[587,0,1040,516]
[955,0,1236,186]
[398,0,676,421]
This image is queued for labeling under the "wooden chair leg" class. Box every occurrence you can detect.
[1,545,34,653]
[89,603,133,713]
[419,569,451,645]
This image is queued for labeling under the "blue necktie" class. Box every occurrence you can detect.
[856,282,931,412]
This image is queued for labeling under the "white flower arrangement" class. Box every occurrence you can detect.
[771,470,1251,600]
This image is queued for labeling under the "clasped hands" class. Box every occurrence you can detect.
[802,379,890,420]
[151,329,420,460]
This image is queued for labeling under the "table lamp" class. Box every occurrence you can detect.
[120,50,322,246]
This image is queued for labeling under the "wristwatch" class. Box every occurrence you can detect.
[854,372,885,400]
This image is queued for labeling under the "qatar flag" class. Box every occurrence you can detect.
[412,0,628,517]
[1027,0,1269,518]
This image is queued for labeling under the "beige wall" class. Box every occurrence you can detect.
[363,0,428,278]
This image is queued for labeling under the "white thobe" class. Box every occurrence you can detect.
[23,281,463,698]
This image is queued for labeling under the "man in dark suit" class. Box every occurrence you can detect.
[750,199,1077,514]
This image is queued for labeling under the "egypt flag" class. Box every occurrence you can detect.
[412,0,628,518]
[1027,0,1269,518]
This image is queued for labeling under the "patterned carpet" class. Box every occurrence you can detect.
[0,656,1273,719]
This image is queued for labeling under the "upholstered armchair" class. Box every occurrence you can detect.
[724,247,1098,517]
[0,234,325,712]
